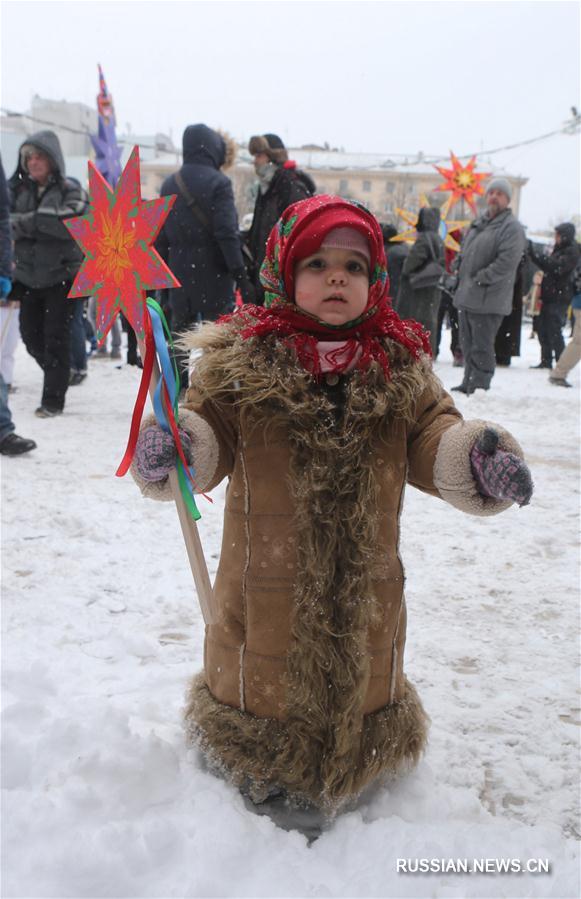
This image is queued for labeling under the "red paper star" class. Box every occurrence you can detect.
[65,146,180,342]
[433,152,491,215]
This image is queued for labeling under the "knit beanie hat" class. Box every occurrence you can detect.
[486,177,512,201]
[248,133,288,165]
[321,226,371,265]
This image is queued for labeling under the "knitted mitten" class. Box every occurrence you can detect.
[470,428,533,507]
[134,426,193,482]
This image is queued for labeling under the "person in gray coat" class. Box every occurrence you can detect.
[8,130,88,416]
[395,207,444,355]
[452,178,525,394]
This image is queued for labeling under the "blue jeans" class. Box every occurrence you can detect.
[0,373,14,442]
[70,300,88,373]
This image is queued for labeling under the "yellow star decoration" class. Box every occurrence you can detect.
[391,195,470,252]
[433,152,491,214]
[96,213,137,285]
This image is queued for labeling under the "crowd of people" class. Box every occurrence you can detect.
[2,120,572,836]
[0,124,579,460]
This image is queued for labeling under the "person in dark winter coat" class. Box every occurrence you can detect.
[245,134,315,304]
[156,124,250,390]
[435,228,463,366]
[452,178,525,394]
[527,223,580,369]
[494,254,525,366]
[8,130,88,417]
[396,207,444,355]
[0,154,36,455]
[381,224,409,305]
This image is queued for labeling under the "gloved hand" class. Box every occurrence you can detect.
[470,428,533,507]
[0,276,12,301]
[134,425,193,482]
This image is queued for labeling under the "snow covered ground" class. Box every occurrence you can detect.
[2,328,579,899]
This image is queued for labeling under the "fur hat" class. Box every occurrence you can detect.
[248,133,288,165]
[486,177,512,201]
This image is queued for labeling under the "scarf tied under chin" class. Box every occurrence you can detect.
[219,195,432,378]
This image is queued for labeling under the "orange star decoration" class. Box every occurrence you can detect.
[391,195,470,252]
[65,146,180,342]
[433,151,491,215]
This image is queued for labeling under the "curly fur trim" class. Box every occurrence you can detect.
[217,130,237,170]
[185,673,429,811]
[130,410,220,500]
[179,317,441,427]
[433,419,525,515]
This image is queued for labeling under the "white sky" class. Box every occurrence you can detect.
[1,0,580,231]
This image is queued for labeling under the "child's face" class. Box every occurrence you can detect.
[294,247,370,325]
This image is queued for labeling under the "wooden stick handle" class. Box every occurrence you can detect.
[138,338,215,625]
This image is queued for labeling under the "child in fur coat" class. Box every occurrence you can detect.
[132,195,532,816]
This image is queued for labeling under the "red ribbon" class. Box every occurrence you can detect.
[115,313,155,477]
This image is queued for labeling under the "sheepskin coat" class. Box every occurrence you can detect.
[132,316,524,810]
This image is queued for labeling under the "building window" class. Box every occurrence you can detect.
[339,179,349,193]
[384,201,393,213]
[362,180,371,192]
[386,182,395,194]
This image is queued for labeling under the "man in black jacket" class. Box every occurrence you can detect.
[156,124,250,390]
[246,134,315,304]
[9,131,88,417]
[528,223,580,369]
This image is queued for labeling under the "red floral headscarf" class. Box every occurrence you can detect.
[219,195,431,378]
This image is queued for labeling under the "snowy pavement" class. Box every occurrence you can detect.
[2,329,579,899]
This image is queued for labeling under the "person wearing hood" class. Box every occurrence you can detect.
[527,222,580,370]
[452,178,525,395]
[396,207,444,355]
[381,223,409,306]
[156,124,251,391]
[8,130,88,417]
[245,134,316,304]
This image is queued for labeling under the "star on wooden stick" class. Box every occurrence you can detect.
[433,151,491,215]
[65,146,179,342]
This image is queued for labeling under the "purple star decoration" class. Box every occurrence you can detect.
[91,64,123,188]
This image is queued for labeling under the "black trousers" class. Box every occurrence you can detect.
[17,281,73,411]
[536,303,568,365]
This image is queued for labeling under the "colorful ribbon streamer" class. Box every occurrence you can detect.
[116,298,210,522]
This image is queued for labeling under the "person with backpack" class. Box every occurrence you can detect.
[8,131,88,417]
[549,256,581,387]
[156,124,252,391]
[245,134,316,304]
[528,223,580,370]
[395,207,444,355]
